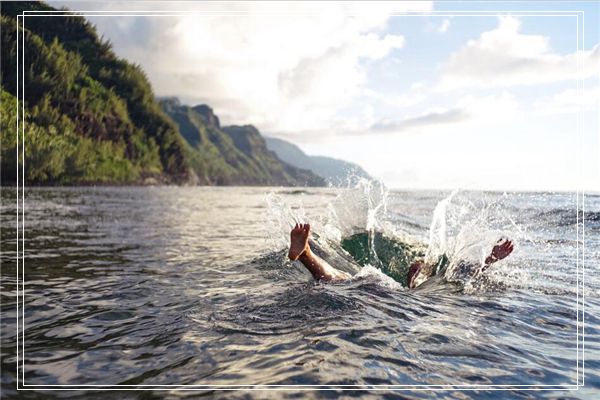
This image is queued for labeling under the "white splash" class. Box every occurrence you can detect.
[425,189,458,264]
[352,264,404,290]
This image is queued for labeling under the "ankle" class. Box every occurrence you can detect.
[299,245,312,260]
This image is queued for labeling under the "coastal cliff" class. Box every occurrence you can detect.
[0,1,324,187]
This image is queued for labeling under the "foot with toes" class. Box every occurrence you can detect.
[288,223,311,261]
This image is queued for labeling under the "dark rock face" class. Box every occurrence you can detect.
[192,104,221,128]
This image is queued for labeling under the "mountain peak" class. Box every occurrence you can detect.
[192,104,220,128]
[224,124,261,136]
[158,96,181,112]
[161,99,325,186]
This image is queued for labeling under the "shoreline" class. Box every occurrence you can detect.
[0,184,597,196]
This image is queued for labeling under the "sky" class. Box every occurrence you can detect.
[50,1,600,191]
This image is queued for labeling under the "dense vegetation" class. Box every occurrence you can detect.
[1,2,189,184]
[0,1,323,186]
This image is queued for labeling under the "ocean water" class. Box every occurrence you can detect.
[1,185,599,399]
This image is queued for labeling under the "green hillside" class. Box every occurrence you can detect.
[1,1,190,184]
[161,98,323,186]
[0,1,324,187]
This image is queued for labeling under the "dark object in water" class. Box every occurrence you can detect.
[340,231,426,287]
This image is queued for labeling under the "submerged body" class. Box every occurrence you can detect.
[289,223,514,288]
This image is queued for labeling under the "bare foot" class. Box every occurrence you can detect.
[479,238,514,276]
[288,223,310,261]
[489,238,514,263]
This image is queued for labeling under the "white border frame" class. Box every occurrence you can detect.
[12,6,587,393]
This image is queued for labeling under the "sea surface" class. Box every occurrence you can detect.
[1,185,599,399]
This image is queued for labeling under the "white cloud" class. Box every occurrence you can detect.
[533,84,600,116]
[438,16,600,90]
[362,87,427,109]
[366,91,518,135]
[456,91,519,122]
[438,18,450,33]
[370,108,467,134]
[64,1,432,137]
